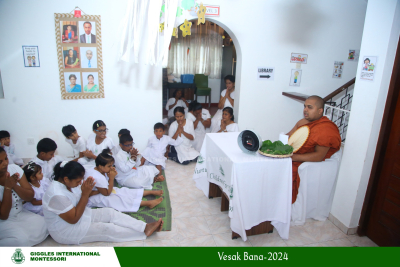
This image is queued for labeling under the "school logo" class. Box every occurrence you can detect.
[197,154,204,164]
[11,248,25,264]
[219,165,225,176]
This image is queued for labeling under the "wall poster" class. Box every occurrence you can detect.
[22,46,40,67]
[54,13,104,100]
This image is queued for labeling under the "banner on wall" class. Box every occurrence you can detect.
[54,12,104,100]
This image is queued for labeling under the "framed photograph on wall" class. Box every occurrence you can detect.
[22,46,40,67]
[55,13,103,100]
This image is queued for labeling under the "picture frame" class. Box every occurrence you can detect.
[54,13,104,100]
[22,46,40,67]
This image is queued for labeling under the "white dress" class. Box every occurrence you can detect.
[84,167,144,212]
[211,89,235,130]
[186,109,211,152]
[0,164,49,246]
[141,135,183,169]
[114,149,159,189]
[4,144,23,166]
[23,178,51,216]
[43,181,146,245]
[84,136,115,166]
[211,121,240,133]
[65,136,88,165]
[165,98,188,118]
[169,120,200,162]
[31,155,64,180]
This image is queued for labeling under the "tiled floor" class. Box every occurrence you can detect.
[35,160,378,247]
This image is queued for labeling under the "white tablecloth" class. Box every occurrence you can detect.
[193,132,292,240]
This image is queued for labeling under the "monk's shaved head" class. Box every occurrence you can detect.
[307,95,325,109]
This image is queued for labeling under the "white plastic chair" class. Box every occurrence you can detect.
[291,149,342,225]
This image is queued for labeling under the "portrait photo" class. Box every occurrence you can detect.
[64,72,82,93]
[82,72,99,93]
[61,21,78,43]
[63,47,81,69]
[80,47,97,68]
[79,21,96,43]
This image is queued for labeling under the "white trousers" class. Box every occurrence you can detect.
[121,166,159,190]
[79,208,146,244]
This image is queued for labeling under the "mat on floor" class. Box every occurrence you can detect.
[113,171,172,231]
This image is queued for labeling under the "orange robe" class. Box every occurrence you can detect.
[291,116,341,203]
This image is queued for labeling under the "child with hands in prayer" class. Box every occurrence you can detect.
[82,120,115,165]
[85,149,164,212]
[115,134,163,189]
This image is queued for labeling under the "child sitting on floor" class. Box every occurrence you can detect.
[0,130,24,166]
[141,123,184,173]
[31,138,64,180]
[115,134,164,189]
[22,161,51,216]
[82,120,115,166]
[112,128,130,156]
[84,149,164,212]
[62,124,88,165]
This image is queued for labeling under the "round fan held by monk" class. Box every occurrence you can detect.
[288,125,310,153]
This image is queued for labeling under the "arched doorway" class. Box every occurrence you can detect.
[162,19,241,124]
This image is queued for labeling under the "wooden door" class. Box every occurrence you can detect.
[366,64,400,246]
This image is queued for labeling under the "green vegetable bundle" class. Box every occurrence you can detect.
[260,140,294,155]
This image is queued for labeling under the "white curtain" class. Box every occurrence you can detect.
[167,21,223,79]
[118,0,178,66]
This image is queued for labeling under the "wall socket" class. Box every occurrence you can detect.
[27,138,34,145]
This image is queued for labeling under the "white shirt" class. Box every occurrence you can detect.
[43,181,92,245]
[141,135,183,168]
[85,136,115,165]
[23,178,51,215]
[186,109,211,152]
[31,156,63,180]
[3,143,15,154]
[65,136,86,158]
[165,98,188,118]
[85,33,92,43]
[221,89,235,108]
[211,121,240,133]
[114,149,139,184]
[169,120,200,162]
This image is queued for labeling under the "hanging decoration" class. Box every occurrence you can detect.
[159,23,165,32]
[172,27,178,38]
[197,3,206,25]
[180,19,192,37]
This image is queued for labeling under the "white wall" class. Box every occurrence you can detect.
[331,0,400,228]
[0,0,162,158]
[208,0,367,140]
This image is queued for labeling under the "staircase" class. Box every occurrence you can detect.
[283,77,356,142]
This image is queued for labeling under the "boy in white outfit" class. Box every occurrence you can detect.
[62,125,88,165]
[115,134,164,189]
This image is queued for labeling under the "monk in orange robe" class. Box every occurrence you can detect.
[287,95,341,204]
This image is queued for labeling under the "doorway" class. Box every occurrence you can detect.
[359,37,400,246]
[162,20,237,121]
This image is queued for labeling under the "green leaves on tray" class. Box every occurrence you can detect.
[260,140,294,155]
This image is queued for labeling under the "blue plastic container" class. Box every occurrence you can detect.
[181,74,194,84]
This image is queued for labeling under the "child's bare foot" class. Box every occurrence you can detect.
[144,218,163,236]
[152,190,163,196]
[148,197,163,209]
[154,175,165,183]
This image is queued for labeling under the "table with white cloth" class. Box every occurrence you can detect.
[193,132,292,241]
